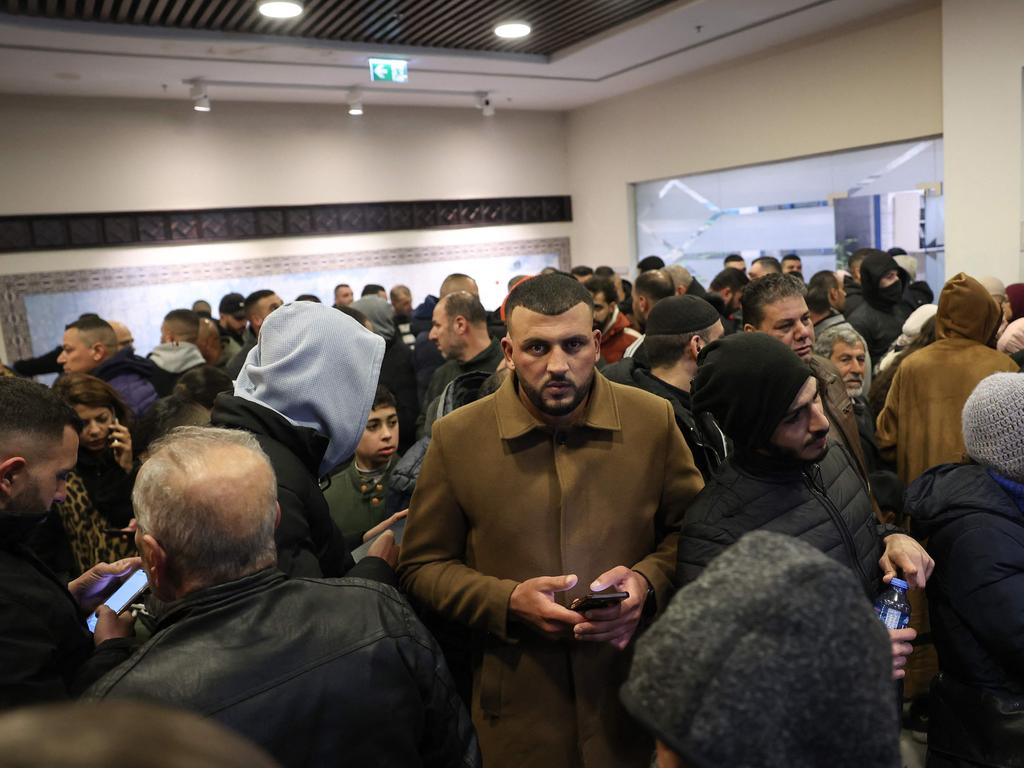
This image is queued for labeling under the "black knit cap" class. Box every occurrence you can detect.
[692,332,813,450]
[646,295,721,336]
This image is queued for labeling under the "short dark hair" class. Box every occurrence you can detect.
[243,290,276,314]
[805,284,832,315]
[808,270,839,293]
[645,323,720,369]
[335,305,370,329]
[751,256,782,275]
[634,270,676,302]
[334,283,350,292]
[637,255,666,272]
[570,266,594,278]
[584,276,618,304]
[781,254,802,265]
[295,294,321,303]
[174,365,233,410]
[163,309,201,344]
[66,316,117,350]
[709,268,750,293]
[594,266,615,277]
[442,291,487,327]
[0,378,78,454]
[723,254,745,267]
[133,395,210,457]
[508,273,594,320]
[741,273,807,328]
[371,384,397,411]
[361,284,386,297]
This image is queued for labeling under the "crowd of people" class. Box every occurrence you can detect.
[0,247,1022,767]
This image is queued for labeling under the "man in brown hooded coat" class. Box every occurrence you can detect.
[876,272,1020,485]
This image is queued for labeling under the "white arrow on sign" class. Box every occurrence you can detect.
[374,64,390,79]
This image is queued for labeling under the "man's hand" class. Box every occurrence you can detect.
[880,534,934,589]
[889,627,916,680]
[363,510,408,543]
[573,566,649,651]
[68,557,142,614]
[509,575,583,639]
[366,530,398,569]
[92,605,135,645]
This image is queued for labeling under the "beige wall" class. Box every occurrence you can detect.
[0,96,568,214]
[566,3,944,271]
[942,0,1024,283]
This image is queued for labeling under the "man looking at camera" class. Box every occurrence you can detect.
[399,273,703,768]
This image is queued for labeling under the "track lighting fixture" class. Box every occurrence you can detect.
[190,83,210,112]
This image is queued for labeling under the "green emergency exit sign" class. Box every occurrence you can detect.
[369,58,409,83]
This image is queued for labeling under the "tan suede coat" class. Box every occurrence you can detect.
[876,273,1019,485]
[398,372,703,768]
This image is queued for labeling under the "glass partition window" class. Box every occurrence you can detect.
[634,138,944,288]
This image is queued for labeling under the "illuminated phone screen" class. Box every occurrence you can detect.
[86,569,148,633]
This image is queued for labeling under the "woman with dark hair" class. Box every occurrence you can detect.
[173,364,232,411]
[51,373,136,574]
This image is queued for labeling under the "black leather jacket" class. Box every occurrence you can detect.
[87,569,480,768]
[677,443,890,598]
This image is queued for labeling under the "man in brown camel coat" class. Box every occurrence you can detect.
[399,274,703,768]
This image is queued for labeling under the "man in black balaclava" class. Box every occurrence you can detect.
[676,332,932,681]
[847,249,910,364]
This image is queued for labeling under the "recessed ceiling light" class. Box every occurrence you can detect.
[258,0,303,18]
[494,21,530,39]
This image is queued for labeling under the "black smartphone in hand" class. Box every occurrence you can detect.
[570,591,629,612]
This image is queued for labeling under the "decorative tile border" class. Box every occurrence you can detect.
[0,196,572,253]
[0,236,571,360]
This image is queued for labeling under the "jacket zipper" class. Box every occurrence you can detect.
[803,464,873,593]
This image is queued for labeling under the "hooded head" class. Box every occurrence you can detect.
[235,302,385,475]
[936,273,1002,345]
[859,250,907,310]
[692,333,812,452]
[351,296,397,342]
[622,531,898,768]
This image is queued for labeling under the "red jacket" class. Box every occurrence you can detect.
[600,307,641,365]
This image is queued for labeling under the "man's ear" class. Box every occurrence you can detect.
[0,456,27,500]
[500,335,515,370]
[90,342,106,362]
[687,335,703,362]
[592,328,602,351]
[454,315,469,335]
[138,533,171,599]
[742,323,756,333]
[273,501,282,530]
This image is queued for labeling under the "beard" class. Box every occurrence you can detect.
[844,377,864,397]
[518,371,594,418]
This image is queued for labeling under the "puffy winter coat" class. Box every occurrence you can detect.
[677,442,889,598]
[907,463,1024,766]
[93,348,158,416]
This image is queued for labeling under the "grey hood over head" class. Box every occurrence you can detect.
[234,302,385,476]
[351,296,396,342]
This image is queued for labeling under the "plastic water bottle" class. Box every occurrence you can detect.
[874,578,911,630]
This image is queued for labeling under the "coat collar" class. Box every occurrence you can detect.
[494,370,622,440]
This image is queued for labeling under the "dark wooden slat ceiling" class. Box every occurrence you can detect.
[0,0,678,55]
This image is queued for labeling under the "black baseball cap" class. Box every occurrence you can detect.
[219,292,246,319]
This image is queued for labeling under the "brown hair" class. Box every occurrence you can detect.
[52,373,131,428]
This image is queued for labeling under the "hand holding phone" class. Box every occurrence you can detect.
[86,568,149,633]
[569,591,629,613]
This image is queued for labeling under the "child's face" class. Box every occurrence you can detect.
[356,405,399,469]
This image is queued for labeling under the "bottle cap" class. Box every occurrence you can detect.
[890,578,909,590]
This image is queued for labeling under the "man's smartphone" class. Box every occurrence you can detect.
[570,591,629,613]
[86,568,148,633]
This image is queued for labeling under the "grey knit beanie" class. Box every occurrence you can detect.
[621,531,898,768]
[962,373,1024,482]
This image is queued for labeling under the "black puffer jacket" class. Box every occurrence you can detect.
[602,357,727,482]
[848,252,910,363]
[677,443,888,598]
[211,395,393,585]
[907,463,1024,766]
[87,569,480,768]
[908,463,1024,696]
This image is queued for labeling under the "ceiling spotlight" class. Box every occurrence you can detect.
[258,0,303,17]
[347,88,363,116]
[190,83,210,112]
[476,92,495,117]
[494,20,530,39]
